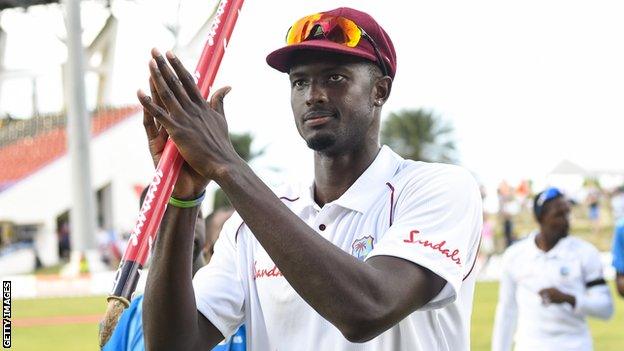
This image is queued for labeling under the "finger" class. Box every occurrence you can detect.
[137,88,176,132]
[151,48,194,108]
[209,86,232,116]
[165,50,206,106]
[158,120,169,141]
[149,78,165,110]
[149,59,186,115]
[141,99,160,141]
[149,78,165,131]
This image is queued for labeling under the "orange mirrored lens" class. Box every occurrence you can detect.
[286,14,322,45]
[334,17,361,47]
[286,14,362,48]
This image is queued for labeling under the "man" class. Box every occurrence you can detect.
[138,7,482,350]
[102,188,245,350]
[612,216,624,297]
[492,187,614,351]
[611,185,624,297]
[610,185,624,222]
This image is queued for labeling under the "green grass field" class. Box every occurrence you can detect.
[9,282,624,350]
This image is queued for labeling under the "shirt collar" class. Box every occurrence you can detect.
[529,230,570,257]
[307,145,403,214]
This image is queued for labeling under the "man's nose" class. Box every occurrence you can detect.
[305,83,328,106]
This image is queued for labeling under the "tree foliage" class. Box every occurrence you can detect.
[381,109,457,164]
[212,132,264,210]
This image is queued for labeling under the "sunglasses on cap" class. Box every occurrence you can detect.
[285,14,390,77]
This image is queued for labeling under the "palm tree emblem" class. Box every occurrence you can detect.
[351,236,374,260]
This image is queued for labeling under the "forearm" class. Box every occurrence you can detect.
[142,206,206,350]
[574,285,614,319]
[217,162,413,338]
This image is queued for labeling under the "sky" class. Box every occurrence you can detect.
[1,0,623,207]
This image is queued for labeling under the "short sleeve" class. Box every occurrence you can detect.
[192,214,246,339]
[365,165,483,309]
[582,242,605,283]
[612,224,624,274]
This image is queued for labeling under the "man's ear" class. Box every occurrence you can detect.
[373,76,392,107]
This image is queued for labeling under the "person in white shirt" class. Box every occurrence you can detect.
[137,7,482,351]
[492,187,613,351]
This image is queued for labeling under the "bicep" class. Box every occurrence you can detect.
[367,255,446,315]
[363,166,482,315]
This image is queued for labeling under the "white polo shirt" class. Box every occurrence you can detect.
[492,232,609,351]
[193,145,483,350]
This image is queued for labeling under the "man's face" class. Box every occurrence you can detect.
[539,197,571,240]
[288,51,381,155]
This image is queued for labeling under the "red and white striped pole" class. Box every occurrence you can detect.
[99,0,245,347]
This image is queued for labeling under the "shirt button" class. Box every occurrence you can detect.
[319,224,326,231]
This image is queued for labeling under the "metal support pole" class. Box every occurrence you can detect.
[64,0,97,262]
[0,20,7,108]
[31,77,39,115]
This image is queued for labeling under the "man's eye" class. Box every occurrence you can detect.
[292,79,306,88]
[329,74,344,82]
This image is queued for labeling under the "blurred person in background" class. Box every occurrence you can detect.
[502,212,514,248]
[611,215,624,298]
[57,220,71,260]
[478,186,495,271]
[492,187,613,351]
[479,211,495,270]
[102,187,245,350]
[97,226,122,268]
[515,179,531,212]
[611,185,624,297]
[610,185,624,222]
[585,186,601,235]
[498,181,517,248]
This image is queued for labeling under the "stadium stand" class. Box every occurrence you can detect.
[0,106,140,192]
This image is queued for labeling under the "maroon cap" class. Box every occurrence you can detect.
[266,7,397,78]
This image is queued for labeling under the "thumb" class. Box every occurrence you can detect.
[209,86,232,116]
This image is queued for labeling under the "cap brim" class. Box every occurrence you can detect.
[266,39,377,74]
